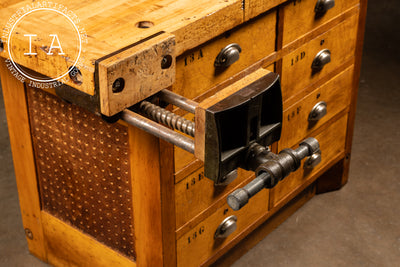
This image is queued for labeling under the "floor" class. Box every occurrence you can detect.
[1,1,399,266]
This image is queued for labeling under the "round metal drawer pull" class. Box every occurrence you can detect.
[308,101,327,121]
[214,215,238,239]
[312,49,331,71]
[214,43,242,68]
[304,153,322,169]
[315,0,335,14]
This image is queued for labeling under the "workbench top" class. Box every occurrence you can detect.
[0,0,250,95]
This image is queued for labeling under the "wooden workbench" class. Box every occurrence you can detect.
[0,0,367,266]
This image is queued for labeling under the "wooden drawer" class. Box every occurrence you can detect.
[282,0,359,46]
[280,65,353,149]
[281,12,358,101]
[172,10,276,101]
[177,188,269,267]
[271,114,348,206]
[175,167,254,228]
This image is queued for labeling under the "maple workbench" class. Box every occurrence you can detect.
[0,0,367,266]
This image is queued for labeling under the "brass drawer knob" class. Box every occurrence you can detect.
[214,215,237,239]
[315,0,335,14]
[308,101,327,121]
[311,49,331,71]
[304,152,322,169]
[214,43,242,68]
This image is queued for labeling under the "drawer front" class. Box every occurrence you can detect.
[280,65,353,149]
[281,13,358,101]
[175,167,254,228]
[172,10,276,101]
[282,0,359,46]
[271,114,348,206]
[177,189,269,267]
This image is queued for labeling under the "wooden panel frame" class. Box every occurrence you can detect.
[130,125,176,266]
[42,212,135,267]
[0,58,47,261]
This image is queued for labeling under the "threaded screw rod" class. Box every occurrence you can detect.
[139,101,195,137]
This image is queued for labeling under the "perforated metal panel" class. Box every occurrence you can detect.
[27,87,135,259]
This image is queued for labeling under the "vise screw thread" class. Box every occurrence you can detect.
[140,101,195,137]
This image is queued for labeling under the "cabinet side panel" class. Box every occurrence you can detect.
[26,86,136,260]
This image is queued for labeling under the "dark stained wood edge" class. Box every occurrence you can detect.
[315,0,368,192]
[341,0,368,186]
[316,158,346,193]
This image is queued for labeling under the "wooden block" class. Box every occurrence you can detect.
[98,33,175,116]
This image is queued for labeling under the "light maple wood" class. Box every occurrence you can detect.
[209,184,315,266]
[41,211,135,267]
[272,113,349,206]
[175,167,254,229]
[176,187,269,267]
[280,65,354,149]
[159,139,178,266]
[98,33,175,116]
[282,0,359,45]
[0,59,47,261]
[0,0,244,95]
[281,12,359,101]
[245,0,286,20]
[172,10,276,101]
[129,125,164,266]
[1,0,368,265]
[194,68,271,161]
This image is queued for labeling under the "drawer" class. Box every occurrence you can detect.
[172,10,276,101]
[175,167,254,228]
[177,188,268,267]
[282,0,359,46]
[280,65,353,149]
[271,114,348,206]
[281,12,358,101]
